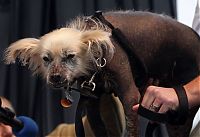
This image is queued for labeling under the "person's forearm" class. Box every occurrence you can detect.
[184,75,200,109]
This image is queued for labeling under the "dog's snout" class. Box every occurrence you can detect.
[50,74,62,83]
[48,73,67,88]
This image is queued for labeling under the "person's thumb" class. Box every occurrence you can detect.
[132,104,139,112]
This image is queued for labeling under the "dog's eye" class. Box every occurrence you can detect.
[62,54,75,63]
[67,54,75,59]
[43,56,51,62]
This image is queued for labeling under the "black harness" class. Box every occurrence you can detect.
[74,11,189,137]
[91,11,148,90]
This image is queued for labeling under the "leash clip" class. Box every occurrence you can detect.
[81,72,97,91]
[61,85,74,108]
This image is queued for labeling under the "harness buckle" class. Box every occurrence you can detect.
[81,81,96,91]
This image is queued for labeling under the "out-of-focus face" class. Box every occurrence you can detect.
[0,123,14,137]
[0,98,15,137]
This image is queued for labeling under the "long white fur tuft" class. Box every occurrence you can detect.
[4,38,43,74]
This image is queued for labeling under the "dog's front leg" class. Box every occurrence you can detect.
[107,45,141,137]
[117,76,140,137]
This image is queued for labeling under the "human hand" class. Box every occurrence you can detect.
[133,86,179,113]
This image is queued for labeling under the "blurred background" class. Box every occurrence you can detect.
[0,0,196,136]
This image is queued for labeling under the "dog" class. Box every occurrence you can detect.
[4,10,200,137]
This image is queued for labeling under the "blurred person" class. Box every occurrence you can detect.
[0,96,15,137]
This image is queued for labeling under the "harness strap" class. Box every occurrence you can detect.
[145,123,159,137]
[92,11,148,89]
[75,97,86,137]
[138,85,189,125]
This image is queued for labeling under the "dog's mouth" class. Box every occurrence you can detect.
[48,81,66,89]
[47,78,69,89]
[47,73,72,89]
[48,77,76,90]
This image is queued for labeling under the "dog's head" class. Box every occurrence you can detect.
[4,18,114,88]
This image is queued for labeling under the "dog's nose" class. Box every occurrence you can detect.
[50,74,62,83]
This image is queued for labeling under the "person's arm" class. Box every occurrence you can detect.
[184,75,200,109]
[132,76,200,113]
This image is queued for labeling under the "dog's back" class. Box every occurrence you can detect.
[104,11,200,86]
[102,11,200,137]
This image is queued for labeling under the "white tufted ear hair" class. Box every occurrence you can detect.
[81,29,115,61]
[4,38,43,74]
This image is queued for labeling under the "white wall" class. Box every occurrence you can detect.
[177,0,200,132]
[177,0,197,27]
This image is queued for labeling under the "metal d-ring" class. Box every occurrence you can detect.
[96,57,106,68]
[81,72,97,91]
[81,81,96,91]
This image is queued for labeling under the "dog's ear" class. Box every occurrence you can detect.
[81,30,114,60]
[4,38,41,73]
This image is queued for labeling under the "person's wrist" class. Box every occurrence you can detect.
[183,85,199,109]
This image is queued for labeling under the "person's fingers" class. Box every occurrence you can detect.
[152,98,162,108]
[149,98,162,112]
[141,86,180,114]
[132,104,139,112]
[158,104,169,113]
[141,86,156,109]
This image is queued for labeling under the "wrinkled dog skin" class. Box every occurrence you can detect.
[4,11,200,137]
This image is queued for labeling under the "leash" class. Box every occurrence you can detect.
[138,86,189,125]
[138,85,189,137]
